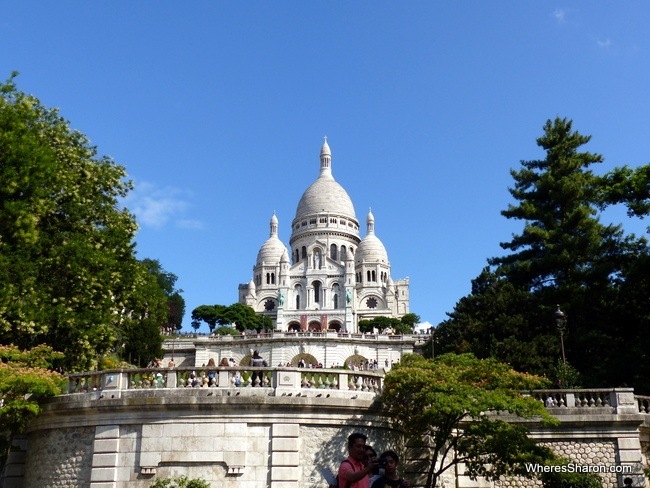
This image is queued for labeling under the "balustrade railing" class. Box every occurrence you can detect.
[637,395,650,414]
[530,388,648,415]
[63,371,647,415]
[66,367,383,395]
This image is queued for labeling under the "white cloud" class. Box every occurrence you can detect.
[597,38,612,49]
[124,181,203,230]
[414,321,435,333]
[552,8,567,24]
[176,219,205,230]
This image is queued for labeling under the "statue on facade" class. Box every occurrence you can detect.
[278,290,284,307]
[346,288,351,304]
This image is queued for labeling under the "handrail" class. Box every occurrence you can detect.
[66,366,383,396]
[64,368,650,415]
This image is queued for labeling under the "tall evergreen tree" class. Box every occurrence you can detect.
[437,118,650,391]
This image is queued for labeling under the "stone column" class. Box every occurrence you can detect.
[270,423,300,487]
[90,425,120,487]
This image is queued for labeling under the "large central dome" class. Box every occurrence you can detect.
[293,139,357,222]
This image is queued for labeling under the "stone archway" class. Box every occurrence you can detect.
[344,354,368,370]
[291,353,319,368]
[328,321,342,332]
[287,322,301,332]
[308,321,322,331]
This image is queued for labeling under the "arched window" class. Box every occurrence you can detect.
[301,246,307,259]
[271,272,275,284]
[332,283,340,309]
[295,249,300,264]
[266,273,270,284]
[341,246,347,260]
[294,284,303,310]
[372,270,376,282]
[313,281,321,303]
[330,244,338,261]
[367,270,371,282]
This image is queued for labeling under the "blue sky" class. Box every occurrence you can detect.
[3,3,649,333]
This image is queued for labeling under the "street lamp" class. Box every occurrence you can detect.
[554,305,567,365]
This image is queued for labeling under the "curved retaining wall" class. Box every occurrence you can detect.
[3,372,649,488]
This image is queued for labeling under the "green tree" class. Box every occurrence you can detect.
[437,118,650,391]
[381,353,558,488]
[400,313,421,332]
[0,344,65,476]
[213,325,240,336]
[358,316,401,334]
[118,260,168,367]
[191,303,271,333]
[0,74,171,371]
[141,258,185,332]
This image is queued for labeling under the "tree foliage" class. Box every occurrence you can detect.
[0,74,175,371]
[0,344,64,475]
[381,353,557,488]
[141,258,185,332]
[149,475,210,488]
[191,303,271,333]
[359,313,420,334]
[437,118,650,392]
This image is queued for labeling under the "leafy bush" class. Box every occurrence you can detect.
[150,475,210,488]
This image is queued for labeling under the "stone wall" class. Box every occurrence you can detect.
[22,426,94,487]
[6,373,649,488]
[163,334,417,369]
[495,440,618,488]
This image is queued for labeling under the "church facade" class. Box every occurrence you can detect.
[238,139,409,333]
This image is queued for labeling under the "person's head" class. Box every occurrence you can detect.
[365,445,377,460]
[365,445,378,469]
[253,350,260,358]
[379,450,400,476]
[347,432,368,461]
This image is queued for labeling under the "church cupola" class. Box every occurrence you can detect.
[367,208,375,235]
[320,136,332,175]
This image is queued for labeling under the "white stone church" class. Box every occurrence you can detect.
[238,139,409,333]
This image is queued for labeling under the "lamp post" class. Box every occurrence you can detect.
[554,305,567,366]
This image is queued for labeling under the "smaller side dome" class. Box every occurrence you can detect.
[355,209,388,265]
[256,213,289,265]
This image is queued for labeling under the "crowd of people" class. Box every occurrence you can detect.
[336,432,409,488]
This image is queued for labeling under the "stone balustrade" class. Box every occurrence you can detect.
[530,388,647,415]
[65,368,650,418]
[638,395,650,414]
[171,331,424,341]
[66,366,383,397]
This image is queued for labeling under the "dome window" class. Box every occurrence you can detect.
[366,297,378,309]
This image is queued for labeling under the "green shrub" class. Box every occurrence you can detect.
[150,475,210,488]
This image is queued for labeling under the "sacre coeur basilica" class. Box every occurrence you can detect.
[238,138,410,334]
